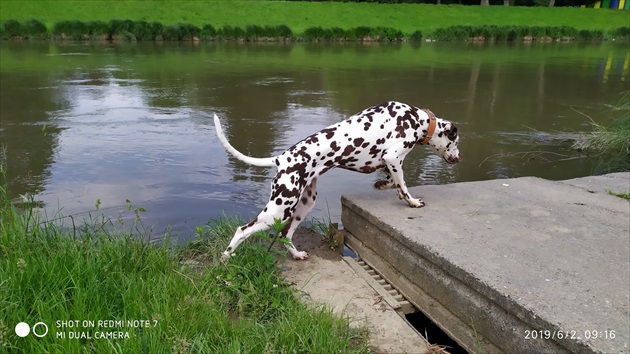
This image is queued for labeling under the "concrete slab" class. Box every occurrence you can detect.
[561,172,629,196]
[341,174,630,354]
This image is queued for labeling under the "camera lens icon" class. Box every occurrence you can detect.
[15,322,48,338]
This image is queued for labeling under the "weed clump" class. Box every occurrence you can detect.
[573,92,630,173]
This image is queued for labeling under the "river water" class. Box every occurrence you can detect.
[1,41,628,240]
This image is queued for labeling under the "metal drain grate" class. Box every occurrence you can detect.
[343,256,416,315]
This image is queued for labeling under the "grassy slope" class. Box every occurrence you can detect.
[0,187,369,352]
[1,1,628,34]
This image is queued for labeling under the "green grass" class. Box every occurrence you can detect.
[608,191,630,200]
[1,0,628,36]
[0,179,369,353]
[574,91,630,173]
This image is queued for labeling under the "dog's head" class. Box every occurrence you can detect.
[427,119,460,164]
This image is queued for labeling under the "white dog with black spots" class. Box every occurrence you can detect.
[214,101,460,260]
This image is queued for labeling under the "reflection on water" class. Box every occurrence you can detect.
[1,41,628,240]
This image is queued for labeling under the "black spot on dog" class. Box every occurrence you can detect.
[342,145,355,156]
[241,217,258,231]
[321,127,337,139]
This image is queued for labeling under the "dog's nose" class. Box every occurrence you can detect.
[448,156,460,164]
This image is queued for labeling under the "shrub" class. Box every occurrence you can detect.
[590,30,604,40]
[276,24,292,38]
[372,27,403,41]
[558,26,577,39]
[609,27,630,39]
[246,24,265,39]
[131,20,154,41]
[353,26,372,39]
[219,25,246,40]
[302,26,327,41]
[506,26,526,41]
[3,19,23,37]
[409,30,422,41]
[162,24,179,41]
[577,29,603,41]
[162,23,200,41]
[528,26,545,38]
[53,20,87,40]
[85,20,108,38]
[23,19,47,38]
[107,19,127,39]
[241,25,292,41]
[201,24,217,40]
[150,21,164,39]
[330,27,346,40]
[432,26,471,41]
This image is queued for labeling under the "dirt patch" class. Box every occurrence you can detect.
[282,228,429,354]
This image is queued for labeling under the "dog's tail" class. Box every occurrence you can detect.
[213,114,276,167]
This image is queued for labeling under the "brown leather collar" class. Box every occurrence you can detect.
[418,109,437,145]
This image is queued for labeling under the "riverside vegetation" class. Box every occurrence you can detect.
[1,1,628,33]
[1,18,628,42]
[0,173,369,353]
[574,91,630,174]
[0,0,628,42]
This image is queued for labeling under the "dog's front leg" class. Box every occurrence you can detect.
[382,150,425,208]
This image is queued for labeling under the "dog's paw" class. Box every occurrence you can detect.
[220,251,233,263]
[291,251,310,260]
[406,198,425,208]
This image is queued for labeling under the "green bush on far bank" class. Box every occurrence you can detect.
[1,18,628,42]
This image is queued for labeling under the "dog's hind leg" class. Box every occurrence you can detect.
[279,178,318,260]
[374,169,394,190]
[221,214,274,261]
[221,195,295,261]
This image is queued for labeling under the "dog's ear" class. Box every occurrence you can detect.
[446,124,458,141]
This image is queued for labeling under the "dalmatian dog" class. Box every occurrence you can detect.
[214,101,460,261]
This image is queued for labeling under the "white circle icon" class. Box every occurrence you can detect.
[33,322,49,337]
[15,322,30,337]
